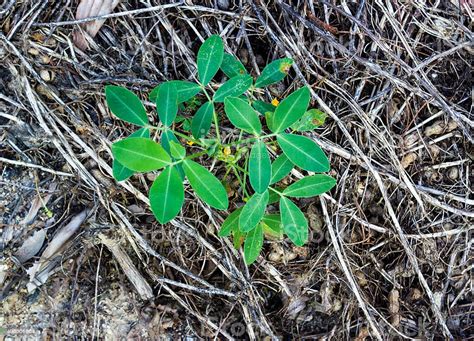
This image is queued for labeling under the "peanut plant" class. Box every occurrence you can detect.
[106,35,335,264]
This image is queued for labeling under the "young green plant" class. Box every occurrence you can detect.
[106,35,336,265]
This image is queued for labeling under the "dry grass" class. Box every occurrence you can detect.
[0,1,472,339]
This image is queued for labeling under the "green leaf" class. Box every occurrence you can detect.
[253,100,275,115]
[161,130,178,154]
[290,109,327,132]
[214,75,253,103]
[265,111,275,131]
[224,97,262,135]
[262,214,283,239]
[169,141,186,159]
[112,137,171,172]
[283,175,336,198]
[160,130,185,179]
[182,118,191,131]
[156,82,178,126]
[191,101,214,138]
[244,223,263,265]
[150,166,184,224]
[105,85,148,126]
[221,53,247,78]
[113,128,150,181]
[268,188,282,204]
[249,141,271,193]
[150,81,201,103]
[197,35,224,85]
[270,87,310,133]
[280,197,308,246]
[277,133,330,172]
[255,58,293,88]
[218,208,242,237]
[183,159,228,210]
[239,191,269,232]
[270,154,293,185]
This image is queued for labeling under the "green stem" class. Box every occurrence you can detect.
[268,186,283,196]
[146,125,206,147]
[170,150,207,166]
[199,85,221,145]
[222,132,277,149]
[232,163,281,198]
[231,165,249,199]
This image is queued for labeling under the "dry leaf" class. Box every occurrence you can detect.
[73,0,120,50]
[27,209,89,292]
[14,229,46,263]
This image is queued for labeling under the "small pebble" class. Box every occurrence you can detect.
[332,299,342,311]
[40,55,51,64]
[401,152,417,169]
[146,173,157,182]
[428,145,441,159]
[216,0,230,10]
[410,288,422,301]
[354,270,368,287]
[448,167,459,180]
[403,133,418,148]
[28,48,39,56]
[39,70,51,82]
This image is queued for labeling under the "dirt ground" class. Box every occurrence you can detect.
[1,1,473,340]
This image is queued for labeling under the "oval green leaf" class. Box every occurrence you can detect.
[249,141,271,193]
[156,82,178,126]
[218,207,242,237]
[239,191,269,232]
[161,129,178,154]
[270,87,310,133]
[244,223,263,265]
[280,197,308,246]
[191,101,214,138]
[112,137,171,172]
[105,85,148,126]
[283,175,336,198]
[214,75,253,103]
[277,133,330,172]
[270,154,293,185]
[113,128,150,181]
[197,35,224,85]
[221,53,247,78]
[150,166,184,224]
[255,58,293,88]
[160,130,185,179]
[183,159,228,210]
[169,140,186,160]
[224,97,261,135]
[150,80,201,103]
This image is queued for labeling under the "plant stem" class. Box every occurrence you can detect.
[146,125,206,147]
[222,132,277,149]
[170,150,207,166]
[231,165,249,199]
[232,163,282,197]
[200,85,221,145]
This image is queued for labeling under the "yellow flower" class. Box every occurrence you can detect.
[223,146,231,156]
[271,98,280,107]
[186,140,195,146]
